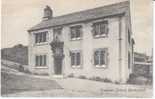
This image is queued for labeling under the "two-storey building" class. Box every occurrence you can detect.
[28,1,134,83]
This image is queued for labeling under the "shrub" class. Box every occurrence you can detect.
[24,69,32,74]
[95,76,103,81]
[68,73,74,78]
[89,76,112,83]
[88,76,96,80]
[103,78,112,83]
[129,73,137,79]
[33,72,48,76]
[33,72,39,75]
[114,81,120,84]
[89,76,103,81]
[127,75,151,85]
[18,65,24,72]
[78,75,87,79]
[41,73,49,76]
[127,73,139,84]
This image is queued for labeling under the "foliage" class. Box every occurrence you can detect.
[89,76,112,83]
[103,78,112,83]
[127,73,152,85]
[78,75,87,79]
[67,73,74,78]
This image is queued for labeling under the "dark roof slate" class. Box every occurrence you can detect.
[28,1,130,31]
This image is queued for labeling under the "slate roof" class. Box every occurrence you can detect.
[28,1,130,32]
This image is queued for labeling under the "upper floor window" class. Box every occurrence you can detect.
[70,25,82,40]
[35,55,47,67]
[92,21,109,38]
[128,52,130,69]
[128,30,131,44]
[94,48,108,67]
[53,28,62,41]
[70,50,81,67]
[35,32,48,44]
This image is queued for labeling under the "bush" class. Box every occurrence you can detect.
[114,81,120,84]
[103,78,112,83]
[18,65,24,72]
[88,77,95,80]
[129,73,137,79]
[127,73,142,84]
[127,74,151,85]
[24,69,31,74]
[33,72,48,76]
[78,75,87,79]
[89,76,112,83]
[89,76,102,81]
[95,77,103,81]
[68,73,74,78]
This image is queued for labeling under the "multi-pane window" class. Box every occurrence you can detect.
[128,30,131,44]
[94,49,108,67]
[128,52,130,69]
[35,55,47,66]
[70,51,81,67]
[53,28,62,41]
[35,32,47,43]
[70,25,82,40]
[92,21,108,37]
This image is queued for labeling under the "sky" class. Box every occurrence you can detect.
[2,0,153,55]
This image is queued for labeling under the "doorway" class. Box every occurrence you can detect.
[54,57,62,75]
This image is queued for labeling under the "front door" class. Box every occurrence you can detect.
[50,28,64,76]
[54,57,62,75]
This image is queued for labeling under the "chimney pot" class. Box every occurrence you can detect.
[43,5,53,20]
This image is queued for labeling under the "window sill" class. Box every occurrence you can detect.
[34,42,49,46]
[95,65,106,68]
[71,65,82,69]
[70,38,82,41]
[34,66,48,69]
[93,35,108,39]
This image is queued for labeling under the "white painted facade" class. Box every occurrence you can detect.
[28,2,134,83]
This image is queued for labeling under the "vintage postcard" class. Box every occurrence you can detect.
[1,0,153,97]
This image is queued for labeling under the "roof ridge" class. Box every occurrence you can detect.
[28,1,130,31]
[51,1,129,20]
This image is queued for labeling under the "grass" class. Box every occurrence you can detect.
[1,71,62,95]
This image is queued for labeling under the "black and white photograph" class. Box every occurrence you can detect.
[1,0,153,97]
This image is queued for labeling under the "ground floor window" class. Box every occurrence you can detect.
[70,50,81,67]
[94,48,108,67]
[128,52,130,69]
[35,55,47,66]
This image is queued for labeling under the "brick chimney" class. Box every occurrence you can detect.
[43,5,53,20]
